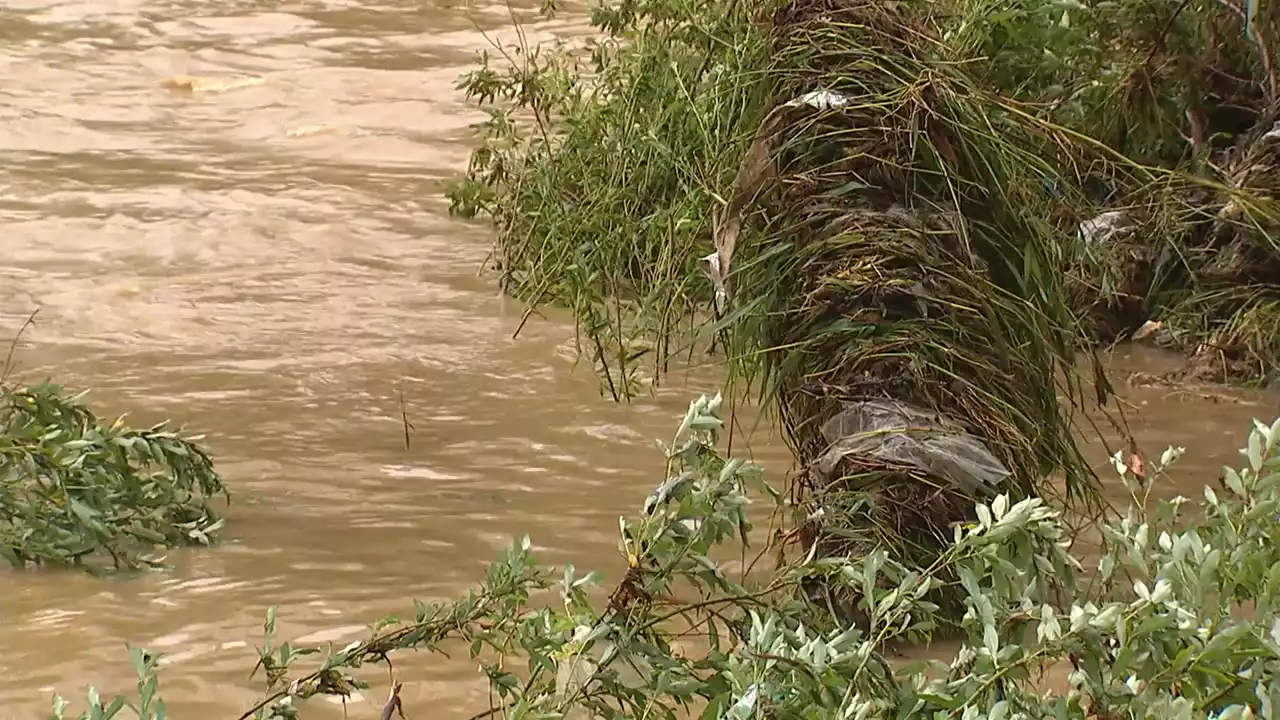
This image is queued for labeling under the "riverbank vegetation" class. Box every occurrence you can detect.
[56,395,1280,719]
[447,0,1279,625]
[0,381,228,572]
[449,0,1279,391]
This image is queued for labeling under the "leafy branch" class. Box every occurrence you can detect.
[0,383,228,572]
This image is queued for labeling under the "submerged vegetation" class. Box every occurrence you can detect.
[0,382,228,571]
[55,395,1280,720]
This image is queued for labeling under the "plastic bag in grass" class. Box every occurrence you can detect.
[812,399,1011,496]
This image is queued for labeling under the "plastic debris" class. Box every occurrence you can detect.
[1079,210,1135,246]
[784,90,851,110]
[1130,320,1164,343]
[700,252,730,314]
[811,399,1011,496]
[1041,176,1066,199]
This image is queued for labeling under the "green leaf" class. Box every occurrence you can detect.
[1201,624,1253,663]
[698,695,727,720]
[1225,467,1246,497]
[101,697,126,719]
[1248,431,1265,472]
[68,498,100,526]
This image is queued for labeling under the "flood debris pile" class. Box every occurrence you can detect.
[452,0,1117,618]
[1023,0,1280,384]
[0,383,228,571]
[450,0,1280,621]
[729,0,1102,615]
[1163,113,1280,384]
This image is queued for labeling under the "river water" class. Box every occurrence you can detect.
[0,1,1277,717]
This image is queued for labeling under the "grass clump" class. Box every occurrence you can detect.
[740,0,1107,607]
[944,0,1280,383]
[1162,119,1280,385]
[1072,122,1280,385]
[0,382,228,571]
[452,0,1109,617]
[59,395,1280,720]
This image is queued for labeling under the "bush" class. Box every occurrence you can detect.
[55,394,1280,720]
[449,0,773,400]
[0,383,228,572]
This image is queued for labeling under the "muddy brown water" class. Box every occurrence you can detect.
[1,2,1278,717]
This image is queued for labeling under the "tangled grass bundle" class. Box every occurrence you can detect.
[450,0,1123,618]
[952,0,1280,383]
[717,0,1106,611]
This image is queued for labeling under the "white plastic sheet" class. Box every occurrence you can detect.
[811,399,1011,495]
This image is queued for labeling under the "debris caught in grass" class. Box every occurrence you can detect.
[1130,319,1165,344]
[446,0,1280,623]
[1079,211,1135,246]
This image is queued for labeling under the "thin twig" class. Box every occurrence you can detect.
[1142,0,1194,68]
[380,682,405,720]
[398,389,414,451]
[468,705,505,720]
[1,309,39,390]
[236,599,504,720]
